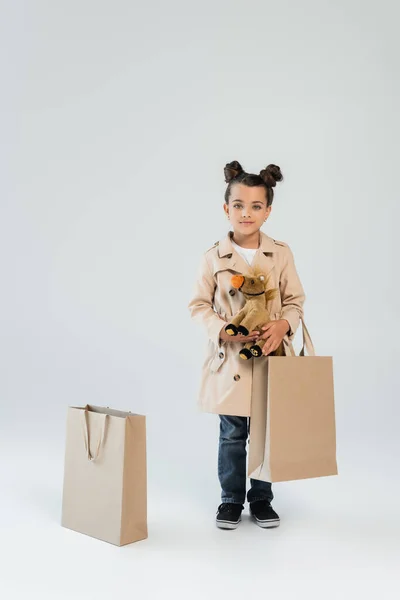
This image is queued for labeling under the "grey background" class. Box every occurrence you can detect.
[1,1,399,598]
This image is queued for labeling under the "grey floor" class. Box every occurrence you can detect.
[1,428,399,600]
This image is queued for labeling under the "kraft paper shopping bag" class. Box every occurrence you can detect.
[61,404,147,546]
[248,318,338,483]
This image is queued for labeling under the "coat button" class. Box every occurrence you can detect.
[229,289,235,296]
[219,352,224,359]
[233,374,240,381]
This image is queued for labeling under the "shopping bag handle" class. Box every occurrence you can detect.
[299,317,315,356]
[283,316,316,357]
[80,409,108,461]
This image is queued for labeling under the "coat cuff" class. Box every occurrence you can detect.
[280,309,301,342]
[209,316,228,348]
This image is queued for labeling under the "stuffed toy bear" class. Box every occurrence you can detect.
[224,268,285,360]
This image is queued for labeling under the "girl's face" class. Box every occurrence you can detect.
[224,183,272,234]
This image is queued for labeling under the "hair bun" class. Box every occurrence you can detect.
[259,164,283,187]
[224,160,244,183]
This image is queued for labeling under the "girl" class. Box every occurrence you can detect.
[188,160,305,530]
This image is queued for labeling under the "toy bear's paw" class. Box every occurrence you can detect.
[225,324,238,336]
[239,348,253,360]
[237,325,249,336]
[250,344,263,357]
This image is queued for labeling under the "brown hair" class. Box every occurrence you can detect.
[224,160,283,207]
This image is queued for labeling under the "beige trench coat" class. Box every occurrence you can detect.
[187,230,306,417]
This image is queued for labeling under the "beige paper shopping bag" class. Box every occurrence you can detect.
[61,404,147,546]
[248,318,338,483]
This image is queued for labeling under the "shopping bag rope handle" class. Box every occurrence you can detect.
[283,316,316,357]
[80,409,108,461]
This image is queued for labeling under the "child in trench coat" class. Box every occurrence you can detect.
[187,161,306,530]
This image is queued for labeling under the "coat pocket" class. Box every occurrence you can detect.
[209,345,227,373]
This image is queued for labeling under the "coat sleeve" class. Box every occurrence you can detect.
[279,244,306,342]
[187,252,228,347]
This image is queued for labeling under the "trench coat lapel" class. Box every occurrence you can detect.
[217,230,279,276]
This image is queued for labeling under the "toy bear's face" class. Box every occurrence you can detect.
[231,273,266,296]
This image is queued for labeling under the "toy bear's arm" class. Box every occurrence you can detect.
[188,253,228,347]
[279,244,306,342]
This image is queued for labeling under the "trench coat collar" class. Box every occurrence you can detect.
[216,230,279,275]
[218,230,278,258]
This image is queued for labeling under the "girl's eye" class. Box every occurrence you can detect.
[233,204,261,210]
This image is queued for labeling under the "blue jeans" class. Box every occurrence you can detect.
[218,415,273,505]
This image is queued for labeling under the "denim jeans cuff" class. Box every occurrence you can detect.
[247,496,272,504]
[221,497,245,505]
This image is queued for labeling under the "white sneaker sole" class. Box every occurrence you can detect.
[251,515,280,528]
[216,517,241,530]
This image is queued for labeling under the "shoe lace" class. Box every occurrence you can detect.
[251,500,271,510]
[218,503,242,513]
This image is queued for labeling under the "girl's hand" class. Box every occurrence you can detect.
[219,328,260,344]
[257,320,290,355]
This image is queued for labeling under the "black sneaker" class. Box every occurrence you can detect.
[216,503,244,529]
[249,500,280,528]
